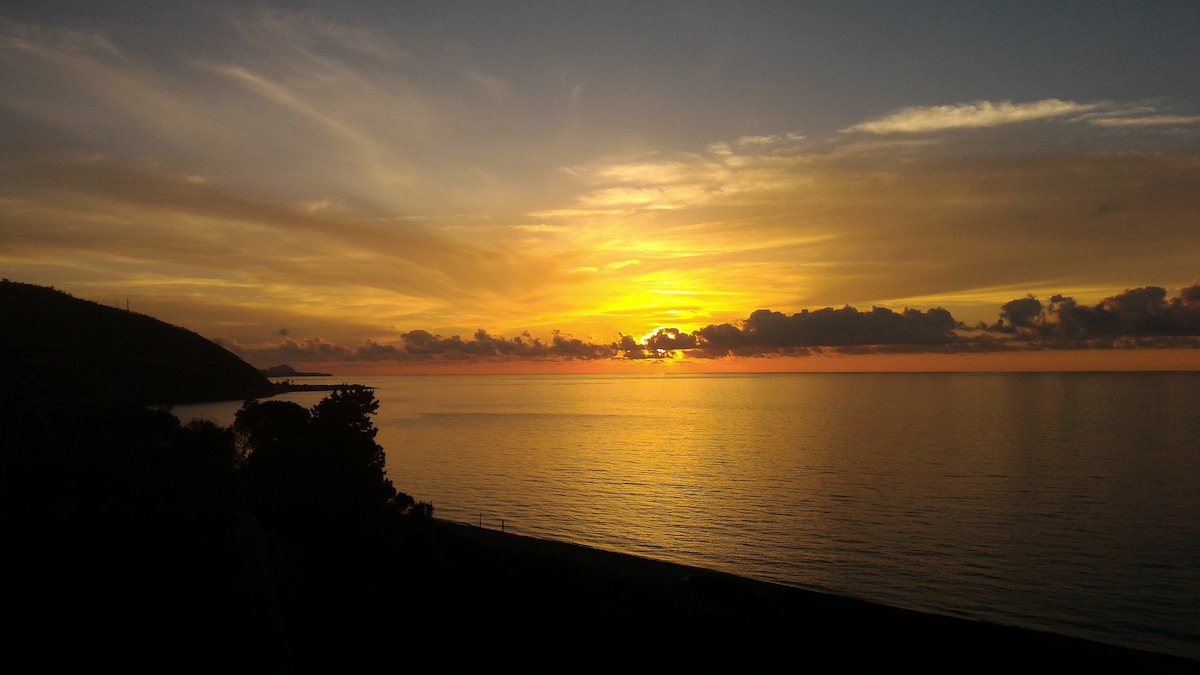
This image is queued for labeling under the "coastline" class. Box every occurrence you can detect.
[257,380,366,397]
[161,376,1198,668]
[420,518,1199,671]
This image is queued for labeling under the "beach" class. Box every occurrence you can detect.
[371,519,1198,672]
[3,456,1195,672]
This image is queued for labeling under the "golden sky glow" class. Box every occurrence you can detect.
[2,4,1199,371]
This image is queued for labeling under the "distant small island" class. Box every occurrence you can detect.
[262,363,355,396]
[260,363,333,377]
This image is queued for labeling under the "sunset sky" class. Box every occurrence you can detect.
[3,2,1199,372]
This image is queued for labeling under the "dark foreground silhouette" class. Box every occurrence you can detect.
[0,280,1194,671]
[3,388,1195,672]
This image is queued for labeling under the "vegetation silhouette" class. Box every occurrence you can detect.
[1,379,436,667]
[235,387,432,534]
[3,279,1194,670]
[5,393,1194,671]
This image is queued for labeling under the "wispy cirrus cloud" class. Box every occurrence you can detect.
[2,0,1198,367]
[841,99,1099,134]
[1084,114,1200,127]
[529,106,1200,337]
[842,99,1200,136]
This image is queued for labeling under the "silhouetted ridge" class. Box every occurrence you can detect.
[1,280,270,405]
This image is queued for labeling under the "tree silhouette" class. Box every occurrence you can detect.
[235,388,400,532]
[235,399,311,463]
[310,387,395,505]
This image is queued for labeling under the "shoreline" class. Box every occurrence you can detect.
[426,518,1199,670]
[257,380,367,397]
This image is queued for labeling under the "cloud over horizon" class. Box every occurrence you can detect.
[223,285,1200,368]
[2,4,1199,369]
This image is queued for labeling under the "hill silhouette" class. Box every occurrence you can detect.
[0,280,270,406]
[1,282,1194,671]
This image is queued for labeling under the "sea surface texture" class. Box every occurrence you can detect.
[176,372,1200,659]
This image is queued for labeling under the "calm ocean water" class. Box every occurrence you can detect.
[175,372,1200,659]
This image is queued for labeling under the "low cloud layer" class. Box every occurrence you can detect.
[991,284,1200,341]
[230,284,1200,367]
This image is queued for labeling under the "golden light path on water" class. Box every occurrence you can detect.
[174,372,1200,660]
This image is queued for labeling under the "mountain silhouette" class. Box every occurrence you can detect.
[1,280,270,406]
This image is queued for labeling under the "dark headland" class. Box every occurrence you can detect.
[0,280,346,407]
[1,280,1195,671]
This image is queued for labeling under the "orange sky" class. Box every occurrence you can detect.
[2,4,1199,372]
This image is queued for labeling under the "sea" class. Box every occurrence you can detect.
[173,372,1200,660]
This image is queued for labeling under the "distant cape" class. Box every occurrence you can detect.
[1,280,272,406]
[260,364,333,377]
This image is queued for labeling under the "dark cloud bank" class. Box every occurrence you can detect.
[233,284,1200,364]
